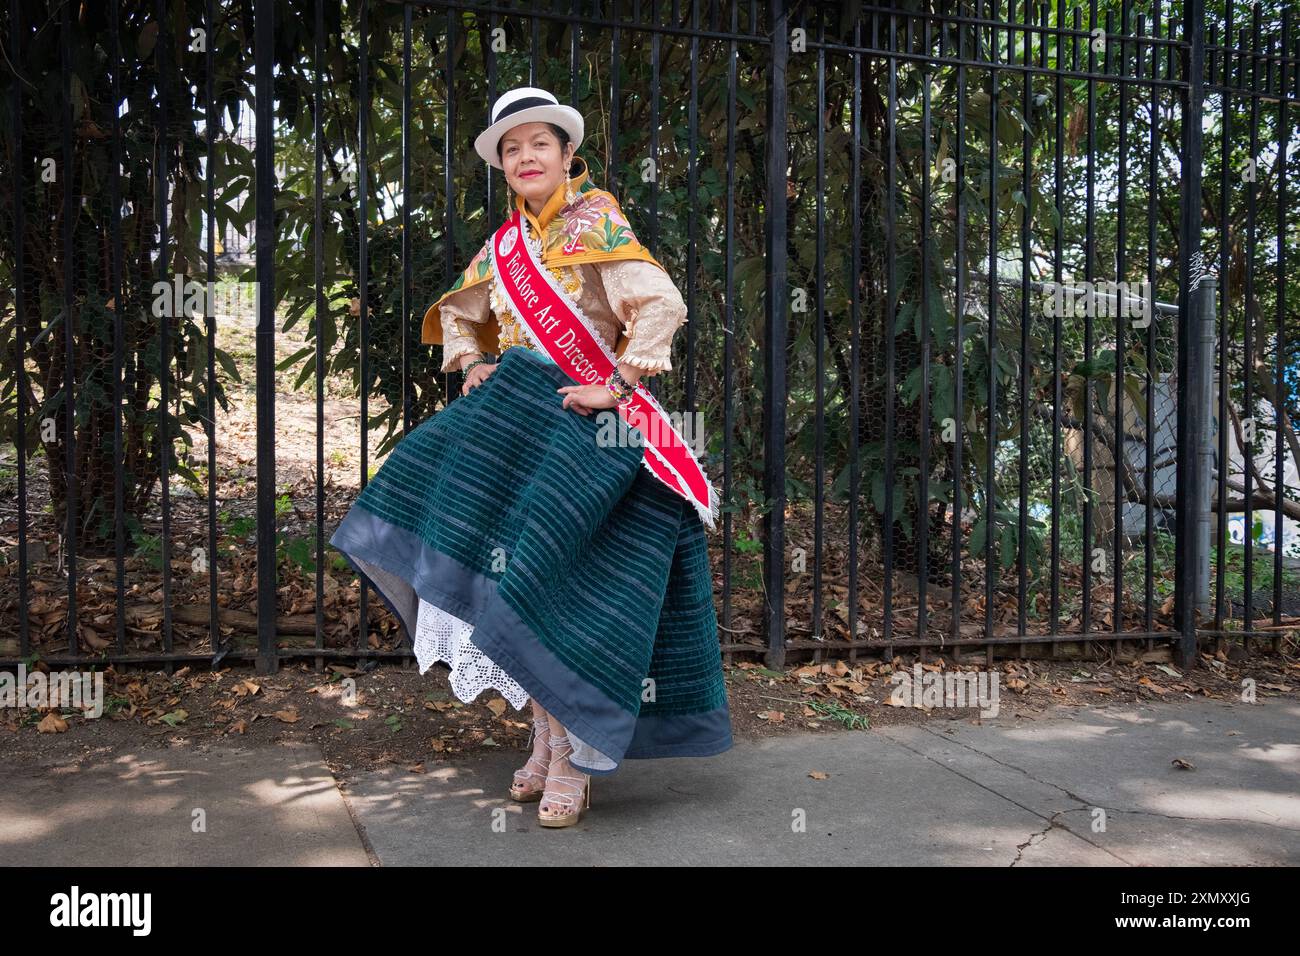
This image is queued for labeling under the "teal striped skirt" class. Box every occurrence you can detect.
[329,345,732,775]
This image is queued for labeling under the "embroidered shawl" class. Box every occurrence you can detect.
[420,155,666,360]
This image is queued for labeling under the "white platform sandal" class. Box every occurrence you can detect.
[509,709,553,802]
[537,732,591,827]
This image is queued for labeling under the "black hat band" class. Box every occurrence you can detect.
[493,96,558,124]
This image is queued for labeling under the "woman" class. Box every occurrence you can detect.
[330,87,732,828]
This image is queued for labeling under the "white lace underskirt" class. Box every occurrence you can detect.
[413,598,616,771]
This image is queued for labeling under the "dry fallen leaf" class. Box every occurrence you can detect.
[829,679,868,694]
[37,712,69,733]
[757,710,786,722]
[273,709,300,723]
[808,771,829,780]
[792,664,828,678]
[1171,758,1195,770]
[486,698,508,718]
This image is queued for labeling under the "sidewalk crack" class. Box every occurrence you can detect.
[915,724,1300,833]
[1012,811,1066,866]
[880,728,1132,865]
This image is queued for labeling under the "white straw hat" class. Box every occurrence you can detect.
[474,87,584,170]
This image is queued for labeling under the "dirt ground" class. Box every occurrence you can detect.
[3,645,1296,787]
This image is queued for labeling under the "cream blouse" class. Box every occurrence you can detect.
[438,257,688,375]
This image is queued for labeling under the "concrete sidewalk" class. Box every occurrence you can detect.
[4,697,1297,865]
[1,743,371,866]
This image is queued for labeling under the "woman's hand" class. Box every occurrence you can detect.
[556,382,619,416]
[557,364,645,416]
[461,361,499,396]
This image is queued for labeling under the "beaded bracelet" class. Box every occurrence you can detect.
[605,370,636,405]
[611,367,636,392]
[463,355,490,376]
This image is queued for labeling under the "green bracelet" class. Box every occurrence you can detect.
[463,356,489,376]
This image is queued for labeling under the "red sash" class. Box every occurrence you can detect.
[489,208,718,530]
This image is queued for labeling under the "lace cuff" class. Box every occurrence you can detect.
[595,259,688,375]
[438,281,490,373]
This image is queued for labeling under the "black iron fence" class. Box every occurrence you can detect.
[1,0,1297,675]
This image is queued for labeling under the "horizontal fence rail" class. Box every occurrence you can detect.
[0,0,1297,675]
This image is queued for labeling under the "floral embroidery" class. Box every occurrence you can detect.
[606,203,631,231]
[446,237,492,293]
[557,194,603,255]
[549,192,638,257]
